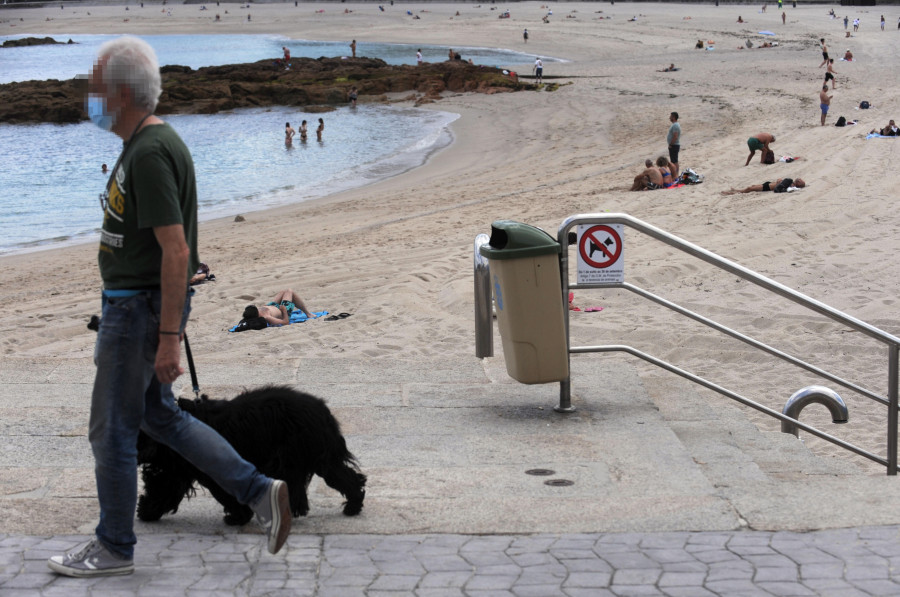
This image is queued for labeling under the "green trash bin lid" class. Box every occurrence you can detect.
[479,220,561,260]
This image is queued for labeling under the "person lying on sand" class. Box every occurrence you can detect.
[658,63,678,72]
[870,120,898,136]
[258,289,314,324]
[630,159,664,191]
[721,177,805,195]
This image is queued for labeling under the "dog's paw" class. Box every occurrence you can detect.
[136,496,165,522]
[342,489,365,517]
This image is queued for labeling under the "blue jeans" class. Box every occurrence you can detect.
[89,290,270,559]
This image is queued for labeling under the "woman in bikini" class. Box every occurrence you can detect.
[299,120,308,142]
[656,156,674,188]
[316,118,324,141]
[284,122,295,146]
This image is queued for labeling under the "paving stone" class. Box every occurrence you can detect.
[561,571,612,588]
[848,578,900,595]
[657,571,706,587]
[465,573,518,591]
[369,574,421,591]
[612,568,662,585]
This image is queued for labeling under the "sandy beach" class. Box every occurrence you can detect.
[3,0,900,477]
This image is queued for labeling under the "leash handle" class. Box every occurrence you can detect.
[183,333,200,398]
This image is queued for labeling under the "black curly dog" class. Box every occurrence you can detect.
[136,385,366,526]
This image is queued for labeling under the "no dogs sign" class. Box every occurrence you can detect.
[576,224,625,284]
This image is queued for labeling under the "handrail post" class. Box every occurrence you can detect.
[474,234,493,359]
[557,227,574,412]
[889,344,898,475]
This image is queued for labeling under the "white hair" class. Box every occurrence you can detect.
[96,35,162,112]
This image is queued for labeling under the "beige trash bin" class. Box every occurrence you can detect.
[479,221,569,384]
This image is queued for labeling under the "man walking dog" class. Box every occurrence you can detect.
[48,36,291,578]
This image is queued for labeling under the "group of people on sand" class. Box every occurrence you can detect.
[719,133,807,195]
[284,118,324,145]
[631,156,678,191]
[631,112,681,191]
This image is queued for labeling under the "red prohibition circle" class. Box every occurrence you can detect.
[579,225,622,269]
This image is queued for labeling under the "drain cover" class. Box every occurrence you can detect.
[525,468,556,476]
[544,479,575,487]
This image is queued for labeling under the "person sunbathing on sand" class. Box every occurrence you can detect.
[721,177,805,195]
[870,120,898,136]
[658,63,678,72]
[257,289,314,324]
[630,159,664,191]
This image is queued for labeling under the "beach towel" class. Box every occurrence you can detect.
[289,310,328,323]
[228,310,329,332]
[867,133,898,139]
[758,30,775,35]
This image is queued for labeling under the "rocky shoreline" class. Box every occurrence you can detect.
[0,56,531,124]
[1,36,75,47]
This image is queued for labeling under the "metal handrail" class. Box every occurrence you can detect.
[558,213,900,475]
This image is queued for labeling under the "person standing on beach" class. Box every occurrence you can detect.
[416,48,422,65]
[316,117,324,141]
[348,86,358,107]
[285,121,295,145]
[47,35,291,579]
[818,38,829,68]
[533,57,543,84]
[523,28,529,43]
[881,15,885,31]
[350,39,357,58]
[667,112,681,179]
[820,84,832,126]
[782,11,786,24]
[844,15,849,30]
[824,59,837,89]
[745,132,775,165]
[282,46,290,69]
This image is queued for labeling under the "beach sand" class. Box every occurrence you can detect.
[3,2,900,474]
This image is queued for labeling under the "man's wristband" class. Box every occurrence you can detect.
[159,331,180,336]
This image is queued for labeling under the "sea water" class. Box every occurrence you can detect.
[0,34,557,254]
[1,105,457,254]
[0,33,557,84]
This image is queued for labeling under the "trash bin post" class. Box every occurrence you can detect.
[556,228,575,413]
[474,234,493,359]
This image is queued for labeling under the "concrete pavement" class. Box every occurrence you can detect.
[3,352,900,595]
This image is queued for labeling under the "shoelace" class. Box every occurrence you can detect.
[69,539,99,561]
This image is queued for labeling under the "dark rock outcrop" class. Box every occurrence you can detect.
[0,57,530,124]
[2,36,74,48]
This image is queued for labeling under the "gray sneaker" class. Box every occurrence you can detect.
[47,538,134,578]
[253,479,291,554]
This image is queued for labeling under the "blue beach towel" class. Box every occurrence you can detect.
[759,30,775,36]
[228,310,329,332]
[867,133,898,139]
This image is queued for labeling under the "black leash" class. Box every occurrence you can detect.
[183,333,201,399]
[88,315,200,398]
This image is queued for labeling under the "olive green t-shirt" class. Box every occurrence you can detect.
[98,123,199,289]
